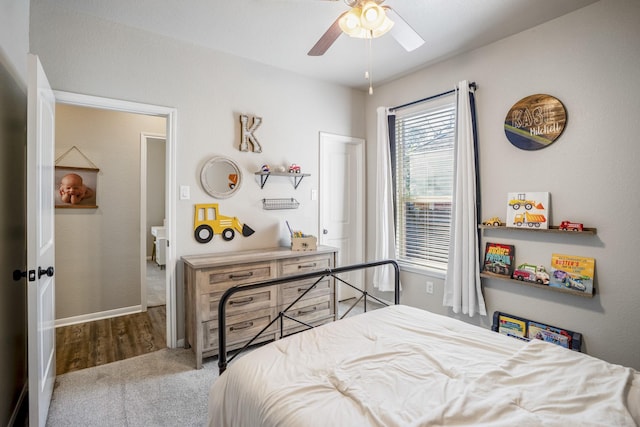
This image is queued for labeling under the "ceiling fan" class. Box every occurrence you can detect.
[308,0,425,56]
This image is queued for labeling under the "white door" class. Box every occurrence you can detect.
[27,54,56,427]
[319,132,364,301]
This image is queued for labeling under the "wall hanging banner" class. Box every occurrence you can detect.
[504,94,567,150]
[55,146,100,208]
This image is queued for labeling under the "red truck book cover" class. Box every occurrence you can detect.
[482,242,515,277]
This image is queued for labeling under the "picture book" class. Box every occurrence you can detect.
[498,315,527,339]
[505,192,549,229]
[482,242,515,277]
[492,311,583,351]
[528,321,572,349]
[548,253,595,295]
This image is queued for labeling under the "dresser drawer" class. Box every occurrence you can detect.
[280,299,334,334]
[183,248,338,368]
[202,307,277,353]
[279,254,332,276]
[200,286,277,322]
[280,278,332,306]
[196,261,274,294]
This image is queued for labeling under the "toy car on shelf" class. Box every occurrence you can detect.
[288,163,301,173]
[512,263,550,285]
[482,217,504,226]
[559,220,584,231]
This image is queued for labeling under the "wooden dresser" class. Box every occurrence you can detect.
[182,246,338,368]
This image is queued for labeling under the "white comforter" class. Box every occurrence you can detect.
[208,305,640,426]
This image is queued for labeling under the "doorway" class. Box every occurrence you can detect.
[141,133,166,310]
[53,91,178,348]
[318,132,365,302]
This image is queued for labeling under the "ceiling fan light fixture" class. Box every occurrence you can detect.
[338,3,393,39]
[371,15,394,37]
[360,1,385,30]
[339,7,364,37]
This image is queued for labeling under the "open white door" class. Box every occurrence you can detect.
[27,54,56,427]
[319,132,365,301]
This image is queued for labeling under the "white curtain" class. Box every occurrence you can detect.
[372,106,399,292]
[442,81,486,317]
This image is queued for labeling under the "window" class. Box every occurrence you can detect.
[394,96,456,271]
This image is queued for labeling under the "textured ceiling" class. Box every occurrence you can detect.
[43,0,598,91]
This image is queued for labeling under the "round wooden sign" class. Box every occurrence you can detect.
[504,94,567,150]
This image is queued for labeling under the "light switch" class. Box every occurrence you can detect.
[311,189,317,201]
[180,185,190,200]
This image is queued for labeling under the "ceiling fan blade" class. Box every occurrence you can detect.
[385,7,425,52]
[308,12,347,56]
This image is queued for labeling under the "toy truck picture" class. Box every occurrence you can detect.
[508,193,537,210]
[512,263,550,284]
[513,211,546,228]
[193,203,255,243]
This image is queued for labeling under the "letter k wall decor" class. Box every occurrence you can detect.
[239,114,263,153]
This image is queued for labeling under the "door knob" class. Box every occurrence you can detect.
[323,229,328,235]
[13,269,36,282]
[38,266,55,279]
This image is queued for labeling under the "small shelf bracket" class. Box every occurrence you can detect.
[255,172,310,189]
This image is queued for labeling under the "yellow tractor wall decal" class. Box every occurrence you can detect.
[193,203,255,243]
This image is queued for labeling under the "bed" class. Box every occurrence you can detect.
[207,262,640,427]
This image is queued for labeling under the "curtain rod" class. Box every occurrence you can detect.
[389,81,477,112]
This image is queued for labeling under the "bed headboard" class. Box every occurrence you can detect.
[491,311,582,352]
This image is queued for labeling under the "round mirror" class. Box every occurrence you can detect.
[200,156,242,199]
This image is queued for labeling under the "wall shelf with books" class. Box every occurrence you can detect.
[480,273,595,298]
[480,192,597,298]
[480,239,596,298]
[478,225,597,235]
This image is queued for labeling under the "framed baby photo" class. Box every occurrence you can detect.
[55,166,99,209]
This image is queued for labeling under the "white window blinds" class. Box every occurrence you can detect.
[394,97,455,271]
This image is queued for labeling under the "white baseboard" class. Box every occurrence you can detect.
[55,305,142,328]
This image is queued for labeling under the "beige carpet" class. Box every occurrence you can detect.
[46,348,218,426]
[46,299,384,426]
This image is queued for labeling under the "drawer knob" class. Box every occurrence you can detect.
[297,307,317,315]
[229,297,254,306]
[229,321,254,331]
[298,263,317,269]
[230,272,254,280]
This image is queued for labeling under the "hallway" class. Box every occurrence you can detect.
[55,305,166,375]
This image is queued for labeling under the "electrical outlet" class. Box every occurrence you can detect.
[426,281,434,294]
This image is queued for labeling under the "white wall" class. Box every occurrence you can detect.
[365,0,640,370]
[30,2,366,332]
[0,0,29,84]
[55,104,166,319]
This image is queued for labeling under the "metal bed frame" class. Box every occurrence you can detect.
[217,259,400,374]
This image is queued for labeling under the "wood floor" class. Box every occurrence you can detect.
[55,305,166,375]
